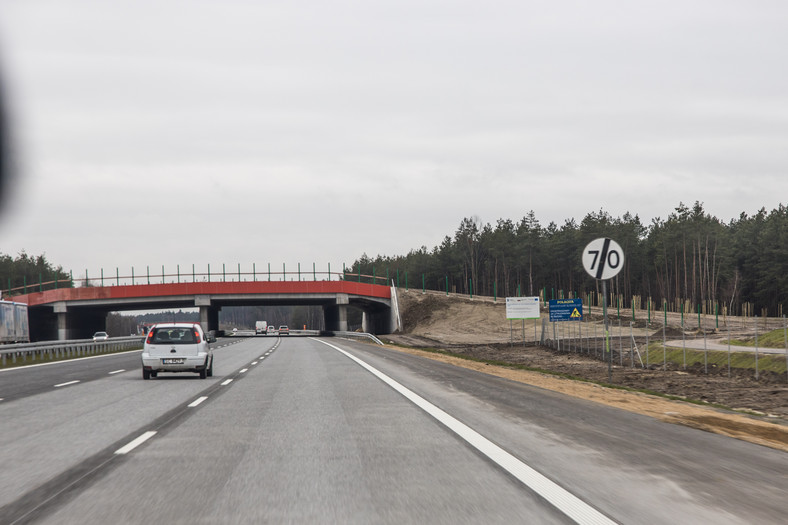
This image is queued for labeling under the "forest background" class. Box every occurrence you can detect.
[348,201,788,318]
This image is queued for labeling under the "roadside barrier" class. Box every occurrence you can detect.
[0,336,145,367]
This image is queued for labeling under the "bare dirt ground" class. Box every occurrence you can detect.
[383,289,788,451]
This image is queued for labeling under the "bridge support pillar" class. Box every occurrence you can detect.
[57,312,68,341]
[195,295,219,334]
[324,294,349,332]
[361,309,392,335]
[199,305,219,333]
[54,302,68,341]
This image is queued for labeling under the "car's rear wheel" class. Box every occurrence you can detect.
[199,367,207,379]
[142,368,150,380]
[207,357,213,377]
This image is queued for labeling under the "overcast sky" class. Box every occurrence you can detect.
[0,1,786,281]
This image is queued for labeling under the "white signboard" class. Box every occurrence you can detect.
[582,238,625,280]
[506,296,540,319]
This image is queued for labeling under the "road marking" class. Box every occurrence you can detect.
[109,369,125,375]
[54,380,80,388]
[115,431,157,455]
[188,396,208,408]
[221,379,233,386]
[314,338,616,525]
[239,368,248,374]
[251,361,258,365]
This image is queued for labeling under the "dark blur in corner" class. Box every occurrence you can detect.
[0,64,8,214]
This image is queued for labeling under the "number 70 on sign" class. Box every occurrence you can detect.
[582,238,625,280]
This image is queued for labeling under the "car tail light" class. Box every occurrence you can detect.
[193,330,201,343]
[146,331,155,344]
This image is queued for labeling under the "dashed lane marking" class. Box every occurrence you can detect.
[188,396,209,408]
[115,431,157,455]
[54,380,80,388]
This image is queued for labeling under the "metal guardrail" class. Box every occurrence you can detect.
[0,336,145,367]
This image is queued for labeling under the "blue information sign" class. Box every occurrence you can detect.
[548,299,583,321]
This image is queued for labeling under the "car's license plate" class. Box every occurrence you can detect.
[162,358,185,364]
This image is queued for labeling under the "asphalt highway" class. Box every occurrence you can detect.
[0,336,785,524]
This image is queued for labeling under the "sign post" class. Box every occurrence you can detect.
[582,238,625,382]
[506,297,540,344]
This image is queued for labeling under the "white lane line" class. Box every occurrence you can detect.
[251,361,258,365]
[239,368,248,374]
[109,369,125,375]
[188,396,209,408]
[314,339,615,525]
[115,431,157,455]
[54,380,80,388]
[221,379,233,386]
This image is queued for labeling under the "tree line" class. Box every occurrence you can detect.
[348,201,788,317]
[0,252,70,296]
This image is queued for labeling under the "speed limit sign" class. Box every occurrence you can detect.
[582,238,624,280]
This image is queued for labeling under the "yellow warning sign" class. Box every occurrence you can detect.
[570,308,582,318]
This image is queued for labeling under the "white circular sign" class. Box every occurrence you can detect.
[582,238,625,280]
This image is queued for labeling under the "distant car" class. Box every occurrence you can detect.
[92,331,109,342]
[278,325,289,335]
[267,325,277,335]
[141,323,214,380]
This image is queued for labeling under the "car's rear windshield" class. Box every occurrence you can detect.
[150,327,198,344]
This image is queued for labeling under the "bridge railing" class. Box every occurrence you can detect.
[0,336,145,367]
[3,263,408,299]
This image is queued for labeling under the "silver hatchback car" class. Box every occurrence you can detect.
[141,323,214,379]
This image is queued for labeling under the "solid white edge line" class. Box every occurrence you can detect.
[188,396,209,408]
[54,380,80,388]
[313,338,616,525]
[221,379,233,386]
[109,369,125,375]
[115,431,157,455]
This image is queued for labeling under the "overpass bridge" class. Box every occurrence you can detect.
[14,281,394,341]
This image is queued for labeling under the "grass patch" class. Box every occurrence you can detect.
[385,343,745,412]
[648,343,786,374]
[726,327,788,349]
